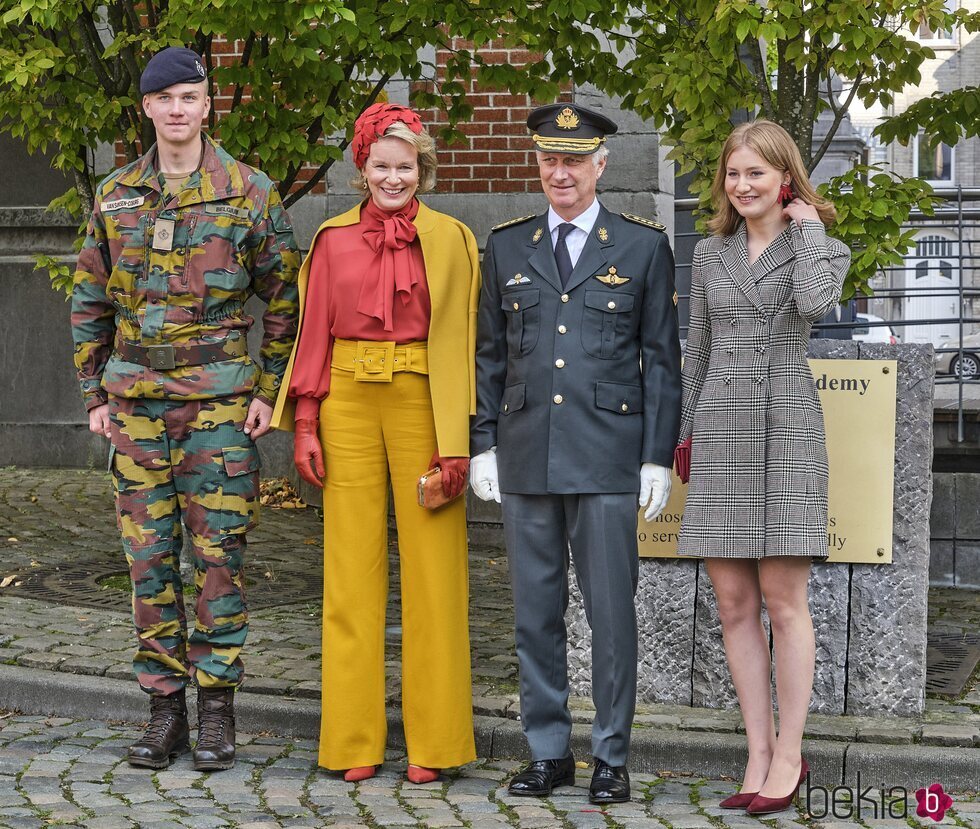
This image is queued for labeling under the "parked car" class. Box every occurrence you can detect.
[852,313,899,344]
[935,330,980,377]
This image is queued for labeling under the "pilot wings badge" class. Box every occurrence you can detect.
[506,273,531,286]
[594,266,630,287]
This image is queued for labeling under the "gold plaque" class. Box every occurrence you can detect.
[638,359,897,564]
[555,107,580,130]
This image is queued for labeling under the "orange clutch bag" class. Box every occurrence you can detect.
[417,467,467,510]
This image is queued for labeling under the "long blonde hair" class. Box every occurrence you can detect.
[706,120,836,237]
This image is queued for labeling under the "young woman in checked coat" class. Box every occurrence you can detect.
[676,121,850,815]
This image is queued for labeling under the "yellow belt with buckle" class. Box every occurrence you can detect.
[331,338,429,382]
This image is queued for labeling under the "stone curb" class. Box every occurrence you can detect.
[3,663,977,790]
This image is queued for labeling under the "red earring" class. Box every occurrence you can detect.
[779,182,794,205]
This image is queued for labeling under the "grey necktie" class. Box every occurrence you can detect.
[555,223,575,287]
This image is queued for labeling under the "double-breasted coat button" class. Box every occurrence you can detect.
[555,359,565,368]
[561,294,569,303]
[757,346,766,353]
[558,324,567,334]
[621,403,628,412]
[607,301,616,310]
[723,378,731,384]
[731,319,737,326]
[513,301,520,310]
[726,348,734,355]
[553,394,563,404]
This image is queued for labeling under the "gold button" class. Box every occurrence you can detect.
[621,403,628,412]
[555,359,565,368]
[558,325,567,334]
[607,301,616,310]
[561,294,569,303]
[513,302,520,310]
[503,404,509,412]
[553,394,563,404]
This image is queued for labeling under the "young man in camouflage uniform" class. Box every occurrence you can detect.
[70,47,300,771]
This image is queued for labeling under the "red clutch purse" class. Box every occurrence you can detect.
[674,438,692,484]
[417,466,467,510]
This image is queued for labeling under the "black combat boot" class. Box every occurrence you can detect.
[127,689,190,769]
[193,687,237,771]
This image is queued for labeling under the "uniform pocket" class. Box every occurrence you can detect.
[501,289,540,357]
[500,383,526,415]
[582,290,635,359]
[595,381,643,414]
[220,445,260,534]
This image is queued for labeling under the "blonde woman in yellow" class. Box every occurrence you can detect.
[273,104,478,783]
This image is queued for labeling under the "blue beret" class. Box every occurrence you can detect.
[140,47,208,95]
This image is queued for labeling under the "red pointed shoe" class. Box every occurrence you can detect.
[746,757,809,816]
[343,765,378,782]
[406,764,440,784]
[719,791,759,809]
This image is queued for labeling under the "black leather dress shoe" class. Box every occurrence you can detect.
[508,754,576,797]
[589,760,630,804]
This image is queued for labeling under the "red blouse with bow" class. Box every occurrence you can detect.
[288,198,430,421]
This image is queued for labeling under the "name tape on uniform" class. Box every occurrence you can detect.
[205,204,251,220]
[101,196,145,212]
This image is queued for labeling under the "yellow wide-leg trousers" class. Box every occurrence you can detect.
[317,367,476,770]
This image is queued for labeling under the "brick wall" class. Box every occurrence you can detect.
[416,38,569,194]
[125,36,570,196]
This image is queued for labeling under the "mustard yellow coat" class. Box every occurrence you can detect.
[271,200,481,457]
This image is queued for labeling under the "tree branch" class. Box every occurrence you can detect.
[809,69,864,173]
[231,33,257,114]
[745,38,775,119]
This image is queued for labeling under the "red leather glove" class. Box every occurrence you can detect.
[674,437,692,484]
[429,452,469,500]
[294,418,325,488]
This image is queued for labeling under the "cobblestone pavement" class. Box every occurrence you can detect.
[1,468,978,749]
[0,712,977,829]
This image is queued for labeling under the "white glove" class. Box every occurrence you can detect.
[470,448,501,503]
[639,463,671,522]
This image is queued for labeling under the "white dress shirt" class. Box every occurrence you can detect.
[548,199,600,268]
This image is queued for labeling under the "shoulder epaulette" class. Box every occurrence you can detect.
[621,212,666,231]
[491,214,536,232]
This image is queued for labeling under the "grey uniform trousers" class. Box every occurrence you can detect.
[501,492,640,766]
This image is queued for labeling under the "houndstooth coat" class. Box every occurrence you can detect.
[677,220,851,558]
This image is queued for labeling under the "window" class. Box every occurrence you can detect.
[915,0,957,44]
[914,135,955,184]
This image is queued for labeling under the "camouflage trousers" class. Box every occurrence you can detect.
[108,394,260,696]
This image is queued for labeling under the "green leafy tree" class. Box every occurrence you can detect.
[0,0,497,291]
[478,0,980,298]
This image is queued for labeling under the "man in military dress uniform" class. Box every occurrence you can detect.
[70,47,300,771]
[470,104,681,803]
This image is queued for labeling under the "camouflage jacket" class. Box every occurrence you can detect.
[71,134,301,411]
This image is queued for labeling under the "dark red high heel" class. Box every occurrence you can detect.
[719,790,759,809]
[746,756,809,815]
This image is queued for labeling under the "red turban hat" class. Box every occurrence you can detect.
[351,103,424,169]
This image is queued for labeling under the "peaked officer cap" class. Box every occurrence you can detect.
[140,47,208,95]
[527,103,617,154]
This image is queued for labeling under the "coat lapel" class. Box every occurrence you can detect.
[526,214,563,293]
[563,205,612,293]
[750,226,794,282]
[720,224,765,313]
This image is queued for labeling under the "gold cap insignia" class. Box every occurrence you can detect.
[532,227,543,243]
[555,107,580,130]
[597,227,609,242]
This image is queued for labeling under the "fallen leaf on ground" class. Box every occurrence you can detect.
[0,575,18,588]
[6,537,17,543]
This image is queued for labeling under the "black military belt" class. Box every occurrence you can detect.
[114,338,248,371]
